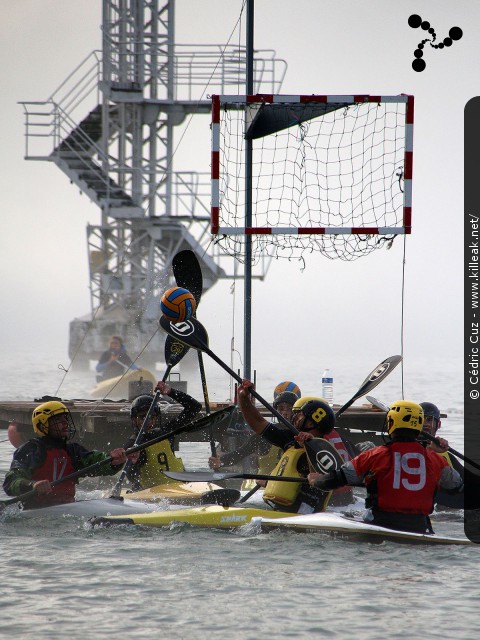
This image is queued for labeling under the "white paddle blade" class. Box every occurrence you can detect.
[366,396,390,412]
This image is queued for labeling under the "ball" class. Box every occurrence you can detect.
[273,380,301,400]
[160,287,196,323]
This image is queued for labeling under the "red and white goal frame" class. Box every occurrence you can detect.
[211,94,413,245]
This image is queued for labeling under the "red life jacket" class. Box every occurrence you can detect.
[31,445,77,506]
[353,441,448,515]
[325,430,354,501]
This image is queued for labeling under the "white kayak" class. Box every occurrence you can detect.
[259,511,473,546]
[2,497,163,520]
[90,367,156,399]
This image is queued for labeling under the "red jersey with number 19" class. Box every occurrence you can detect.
[352,441,449,515]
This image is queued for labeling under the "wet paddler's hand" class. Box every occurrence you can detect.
[127,451,140,464]
[294,431,314,445]
[208,456,222,470]
[155,381,171,395]
[110,448,128,465]
[33,479,52,495]
[428,436,449,453]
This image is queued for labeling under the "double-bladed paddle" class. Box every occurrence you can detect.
[159,315,300,435]
[159,315,401,434]
[164,438,344,482]
[0,406,236,511]
[165,470,312,484]
[172,250,217,457]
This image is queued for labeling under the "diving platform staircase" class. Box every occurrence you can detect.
[20,0,286,369]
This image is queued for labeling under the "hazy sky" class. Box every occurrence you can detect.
[0,1,476,398]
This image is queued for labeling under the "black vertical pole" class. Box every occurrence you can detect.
[244,0,254,380]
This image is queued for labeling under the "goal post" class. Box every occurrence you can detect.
[211,94,414,262]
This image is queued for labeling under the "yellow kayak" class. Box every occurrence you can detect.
[91,506,475,544]
[90,368,156,399]
[91,505,293,528]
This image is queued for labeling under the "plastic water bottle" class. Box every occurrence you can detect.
[322,369,334,406]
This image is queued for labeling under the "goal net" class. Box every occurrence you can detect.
[211,94,413,262]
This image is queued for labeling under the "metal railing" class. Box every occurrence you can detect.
[169,45,287,100]
[19,42,286,243]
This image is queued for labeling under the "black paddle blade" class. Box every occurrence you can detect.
[304,438,344,474]
[172,250,203,305]
[184,404,236,433]
[164,334,190,367]
[164,470,310,484]
[359,355,402,391]
[199,489,241,506]
[335,355,402,418]
[159,315,210,353]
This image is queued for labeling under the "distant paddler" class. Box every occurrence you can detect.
[95,335,138,382]
[2,401,133,509]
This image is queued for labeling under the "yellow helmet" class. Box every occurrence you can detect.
[292,396,335,435]
[292,396,323,412]
[32,401,76,439]
[386,400,424,435]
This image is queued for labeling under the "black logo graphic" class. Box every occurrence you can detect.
[408,14,463,72]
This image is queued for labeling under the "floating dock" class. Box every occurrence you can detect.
[0,399,385,451]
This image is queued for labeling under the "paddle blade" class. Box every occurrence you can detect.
[164,470,311,484]
[172,250,203,306]
[366,396,390,412]
[199,489,240,506]
[164,334,190,367]
[305,438,344,474]
[335,355,402,418]
[183,404,236,433]
[164,470,235,483]
[159,315,210,353]
[359,355,402,390]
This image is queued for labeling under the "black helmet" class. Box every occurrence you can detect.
[130,394,160,419]
[293,397,335,436]
[419,402,440,420]
[273,391,298,410]
[419,402,441,438]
